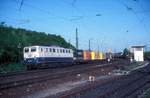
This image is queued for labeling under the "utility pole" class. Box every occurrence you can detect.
[89,39,91,51]
[98,45,99,52]
[76,28,78,50]
[97,40,99,52]
[17,43,21,63]
[68,39,71,48]
[145,44,147,52]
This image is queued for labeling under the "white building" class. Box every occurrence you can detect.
[130,46,144,62]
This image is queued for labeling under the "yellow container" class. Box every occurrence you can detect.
[91,51,95,60]
[83,51,87,60]
[99,52,103,60]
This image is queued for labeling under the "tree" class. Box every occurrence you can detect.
[0,24,75,65]
[0,22,5,26]
[123,48,129,58]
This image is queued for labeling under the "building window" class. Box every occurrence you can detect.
[135,48,142,51]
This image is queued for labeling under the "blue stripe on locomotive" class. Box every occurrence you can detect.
[24,57,73,65]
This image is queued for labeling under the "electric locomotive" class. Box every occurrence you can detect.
[24,45,73,69]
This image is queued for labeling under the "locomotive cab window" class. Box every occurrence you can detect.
[31,47,36,52]
[24,48,29,53]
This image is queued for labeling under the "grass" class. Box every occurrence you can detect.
[144,90,150,98]
[144,93,150,98]
[0,63,26,74]
[145,95,150,98]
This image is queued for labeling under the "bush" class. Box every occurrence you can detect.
[0,63,26,74]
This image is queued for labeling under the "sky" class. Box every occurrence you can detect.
[0,0,150,52]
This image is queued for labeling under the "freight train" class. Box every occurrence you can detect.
[23,45,112,69]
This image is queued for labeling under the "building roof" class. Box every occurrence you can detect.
[131,45,145,48]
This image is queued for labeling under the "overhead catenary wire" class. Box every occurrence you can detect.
[12,0,70,21]
[133,0,150,31]
[118,0,149,33]
[0,15,30,25]
[19,0,24,11]
[0,7,59,35]
[12,0,88,24]
[12,0,102,23]
[0,3,65,25]
[71,0,77,7]
[135,10,150,13]
[60,0,85,21]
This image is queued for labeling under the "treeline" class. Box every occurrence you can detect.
[0,23,75,65]
[144,51,150,60]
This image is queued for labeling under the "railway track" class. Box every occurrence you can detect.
[0,59,108,78]
[0,60,123,90]
[98,70,150,98]
[58,63,150,98]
